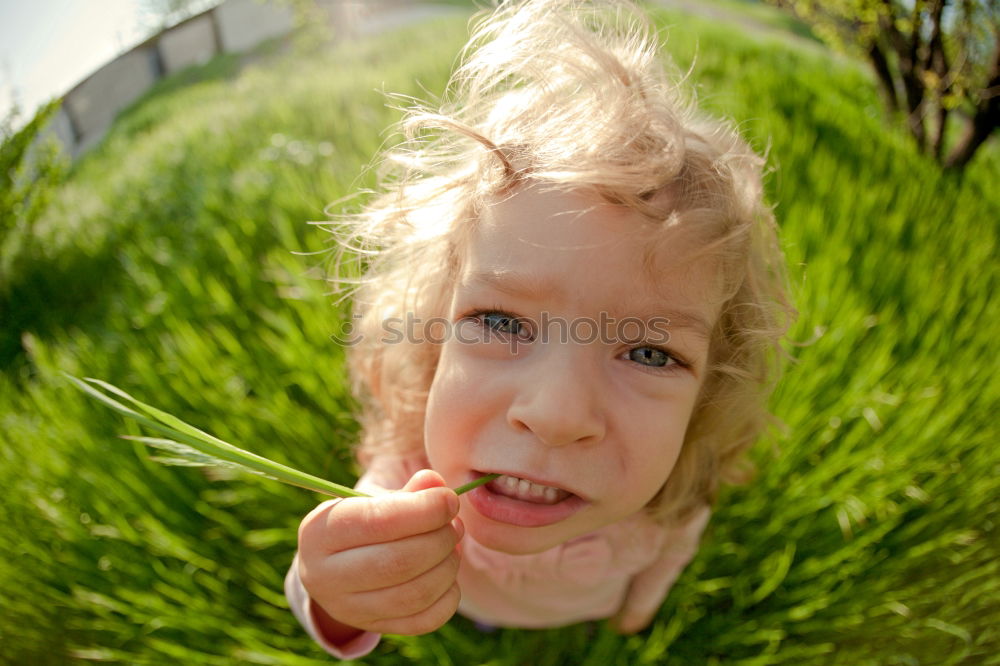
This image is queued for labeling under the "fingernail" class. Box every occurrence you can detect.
[447,491,460,516]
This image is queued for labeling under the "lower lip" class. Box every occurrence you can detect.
[465,480,587,527]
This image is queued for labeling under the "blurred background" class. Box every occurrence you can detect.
[1,0,464,156]
[1,0,997,663]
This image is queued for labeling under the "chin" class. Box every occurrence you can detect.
[463,515,575,555]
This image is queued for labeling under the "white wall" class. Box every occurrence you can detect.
[159,14,219,74]
[214,0,295,53]
[62,47,160,155]
[56,0,301,158]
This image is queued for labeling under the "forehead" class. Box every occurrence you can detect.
[460,184,722,326]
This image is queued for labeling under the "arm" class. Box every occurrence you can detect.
[610,505,711,634]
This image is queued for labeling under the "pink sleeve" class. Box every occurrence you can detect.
[285,554,381,659]
[285,453,429,659]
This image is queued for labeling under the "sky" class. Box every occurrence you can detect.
[0,0,153,122]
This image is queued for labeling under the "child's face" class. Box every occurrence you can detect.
[424,184,720,554]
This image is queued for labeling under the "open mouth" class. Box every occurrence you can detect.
[466,471,586,527]
[487,473,573,505]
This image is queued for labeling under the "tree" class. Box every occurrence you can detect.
[766,0,999,170]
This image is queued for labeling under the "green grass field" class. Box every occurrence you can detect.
[1,3,997,664]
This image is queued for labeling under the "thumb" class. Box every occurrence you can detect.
[401,468,449,493]
[400,469,460,523]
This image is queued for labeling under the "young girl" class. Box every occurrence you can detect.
[286,0,791,658]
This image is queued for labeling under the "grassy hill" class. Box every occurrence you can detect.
[1,4,997,664]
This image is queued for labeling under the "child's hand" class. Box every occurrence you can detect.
[296,469,464,641]
[610,505,711,634]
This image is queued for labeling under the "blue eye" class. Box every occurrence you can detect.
[628,347,673,368]
[479,311,531,339]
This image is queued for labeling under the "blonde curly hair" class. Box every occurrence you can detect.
[330,0,793,524]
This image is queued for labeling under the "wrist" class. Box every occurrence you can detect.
[310,598,365,646]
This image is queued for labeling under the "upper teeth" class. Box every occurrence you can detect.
[494,474,563,503]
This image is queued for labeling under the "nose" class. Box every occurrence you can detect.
[506,344,606,446]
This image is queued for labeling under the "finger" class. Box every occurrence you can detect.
[610,605,658,634]
[366,580,462,636]
[319,521,462,592]
[340,550,461,624]
[400,468,449,493]
[452,515,466,555]
[299,484,459,557]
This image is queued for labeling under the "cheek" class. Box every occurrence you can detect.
[619,403,691,499]
[423,346,496,462]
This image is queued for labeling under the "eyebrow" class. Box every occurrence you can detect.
[461,269,714,340]
[464,269,566,301]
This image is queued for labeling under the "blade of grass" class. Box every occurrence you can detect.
[81,376,365,496]
[66,375,494,497]
[66,374,369,498]
[454,474,500,495]
[122,436,281,478]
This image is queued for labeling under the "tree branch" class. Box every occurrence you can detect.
[927,0,950,157]
[869,40,901,113]
[881,0,928,147]
[945,39,1000,168]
